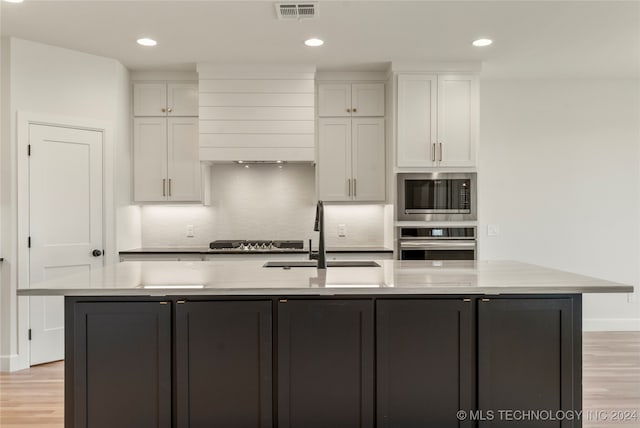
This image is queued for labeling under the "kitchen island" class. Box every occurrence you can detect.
[20,260,633,428]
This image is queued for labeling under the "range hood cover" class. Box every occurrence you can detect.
[197,64,316,162]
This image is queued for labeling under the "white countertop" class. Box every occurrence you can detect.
[17,260,633,296]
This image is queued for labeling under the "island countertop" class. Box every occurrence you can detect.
[17,260,633,296]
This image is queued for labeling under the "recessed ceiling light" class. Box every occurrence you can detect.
[137,38,157,47]
[4,0,25,3]
[304,38,324,47]
[472,38,493,47]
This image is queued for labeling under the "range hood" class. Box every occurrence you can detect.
[197,64,316,162]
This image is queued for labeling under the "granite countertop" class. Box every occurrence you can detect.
[18,260,633,297]
[119,246,394,254]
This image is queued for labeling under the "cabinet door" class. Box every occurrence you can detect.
[66,301,171,428]
[175,301,273,428]
[133,117,168,202]
[167,83,199,117]
[318,83,352,117]
[351,83,385,117]
[478,298,579,427]
[317,118,352,201]
[377,299,474,428]
[167,117,201,201]
[352,118,385,201]
[278,299,374,428]
[437,74,478,167]
[133,83,168,116]
[397,74,438,167]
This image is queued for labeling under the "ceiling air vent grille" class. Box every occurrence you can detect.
[275,2,318,20]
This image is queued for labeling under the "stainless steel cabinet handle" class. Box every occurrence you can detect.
[432,143,436,162]
[167,108,173,113]
[168,178,172,197]
[439,142,443,162]
[162,178,166,197]
[347,178,351,196]
[354,178,357,197]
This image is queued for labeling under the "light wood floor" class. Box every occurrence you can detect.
[0,332,638,427]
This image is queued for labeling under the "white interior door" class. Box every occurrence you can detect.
[29,124,103,365]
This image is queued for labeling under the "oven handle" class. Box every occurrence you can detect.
[399,240,476,250]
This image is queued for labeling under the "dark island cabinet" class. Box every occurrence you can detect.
[277,299,375,428]
[478,297,581,427]
[65,300,172,428]
[65,295,581,428]
[376,299,475,428]
[175,300,273,428]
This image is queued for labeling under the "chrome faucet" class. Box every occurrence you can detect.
[313,200,327,269]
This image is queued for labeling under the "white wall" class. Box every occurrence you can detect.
[141,163,387,249]
[478,79,640,330]
[0,38,139,371]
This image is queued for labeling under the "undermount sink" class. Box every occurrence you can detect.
[263,260,380,268]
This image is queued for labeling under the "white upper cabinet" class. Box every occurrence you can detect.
[134,82,198,117]
[132,80,204,203]
[133,117,201,202]
[351,84,385,117]
[166,118,201,201]
[437,75,478,168]
[166,83,199,116]
[396,73,478,168]
[396,75,437,167]
[351,118,386,201]
[133,117,168,201]
[318,83,384,117]
[133,83,167,117]
[318,118,352,201]
[317,117,385,202]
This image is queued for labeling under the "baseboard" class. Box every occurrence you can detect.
[0,353,29,372]
[583,318,640,332]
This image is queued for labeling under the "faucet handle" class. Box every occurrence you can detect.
[308,239,317,260]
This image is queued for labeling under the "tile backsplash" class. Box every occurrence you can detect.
[140,163,387,248]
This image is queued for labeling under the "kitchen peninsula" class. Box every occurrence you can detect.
[20,260,632,428]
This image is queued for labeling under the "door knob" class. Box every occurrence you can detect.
[92,249,103,257]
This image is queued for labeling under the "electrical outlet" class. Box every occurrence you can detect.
[186,225,195,238]
[337,224,347,237]
[487,224,500,236]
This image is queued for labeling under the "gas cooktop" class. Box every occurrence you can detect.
[209,240,304,251]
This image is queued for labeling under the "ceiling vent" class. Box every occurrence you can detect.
[275,2,318,20]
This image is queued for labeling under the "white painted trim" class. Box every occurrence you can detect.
[130,71,198,82]
[197,63,316,80]
[316,71,388,82]
[16,111,115,368]
[391,61,483,73]
[583,318,640,332]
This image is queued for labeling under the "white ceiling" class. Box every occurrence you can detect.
[2,0,639,78]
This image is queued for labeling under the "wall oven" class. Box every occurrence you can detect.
[397,172,477,221]
[399,227,476,260]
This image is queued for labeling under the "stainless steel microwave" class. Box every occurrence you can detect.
[397,172,477,221]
